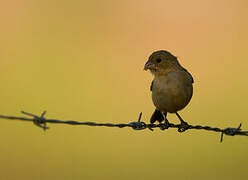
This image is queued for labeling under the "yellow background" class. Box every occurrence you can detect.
[1,0,248,179]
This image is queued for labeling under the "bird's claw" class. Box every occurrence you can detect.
[159,121,170,130]
[178,121,189,132]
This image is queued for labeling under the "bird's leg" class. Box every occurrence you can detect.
[175,112,189,132]
[160,112,169,130]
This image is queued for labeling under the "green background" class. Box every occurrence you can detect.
[1,0,248,179]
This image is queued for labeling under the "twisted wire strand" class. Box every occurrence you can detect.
[0,111,247,142]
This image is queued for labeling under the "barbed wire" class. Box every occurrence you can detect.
[0,111,248,142]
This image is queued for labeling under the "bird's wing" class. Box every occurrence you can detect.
[182,67,194,83]
[150,80,154,91]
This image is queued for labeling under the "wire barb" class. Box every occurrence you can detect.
[1,111,248,142]
[129,112,146,130]
[220,123,247,142]
[21,111,49,131]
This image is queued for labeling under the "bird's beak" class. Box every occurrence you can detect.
[144,61,155,71]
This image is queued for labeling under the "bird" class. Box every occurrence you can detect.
[144,50,193,131]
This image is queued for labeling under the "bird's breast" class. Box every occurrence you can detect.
[152,73,193,113]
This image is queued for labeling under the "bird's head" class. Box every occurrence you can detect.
[144,50,178,75]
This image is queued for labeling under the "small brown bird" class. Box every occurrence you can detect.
[144,50,193,130]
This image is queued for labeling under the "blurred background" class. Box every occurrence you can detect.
[0,0,248,179]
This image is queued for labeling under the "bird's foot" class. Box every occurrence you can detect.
[175,112,190,132]
[178,121,189,132]
[159,113,170,130]
[159,120,170,130]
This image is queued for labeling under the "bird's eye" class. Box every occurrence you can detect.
[156,58,162,63]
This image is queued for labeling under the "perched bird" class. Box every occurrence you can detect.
[144,50,193,130]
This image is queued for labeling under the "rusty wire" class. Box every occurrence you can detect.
[0,111,248,142]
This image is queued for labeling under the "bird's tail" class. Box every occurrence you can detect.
[150,109,164,124]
